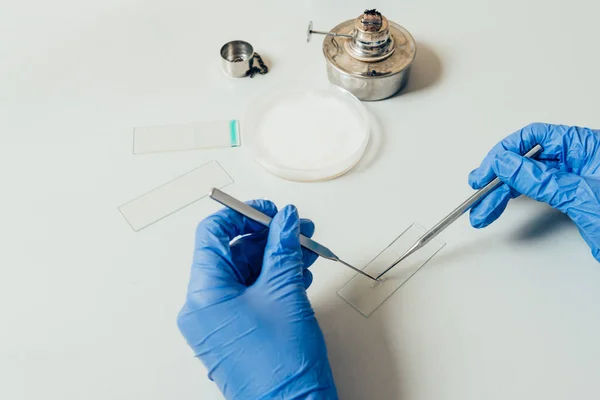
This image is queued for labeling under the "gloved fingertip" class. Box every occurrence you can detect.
[260,205,305,284]
[303,269,313,289]
[275,204,299,224]
[469,185,512,229]
[300,218,315,238]
[469,208,491,229]
[283,204,298,217]
[592,248,600,263]
[468,168,485,189]
[286,205,300,225]
[270,205,301,245]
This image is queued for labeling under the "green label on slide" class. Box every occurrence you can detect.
[230,120,240,147]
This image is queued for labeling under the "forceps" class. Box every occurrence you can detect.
[375,144,544,280]
[209,188,379,282]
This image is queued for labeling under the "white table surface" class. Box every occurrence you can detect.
[2,1,600,399]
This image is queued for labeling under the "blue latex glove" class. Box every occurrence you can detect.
[177,201,338,400]
[469,123,600,260]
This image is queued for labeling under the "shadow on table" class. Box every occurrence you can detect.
[511,207,573,242]
[421,204,575,266]
[402,42,444,95]
[317,301,402,399]
[349,43,442,176]
[315,207,573,398]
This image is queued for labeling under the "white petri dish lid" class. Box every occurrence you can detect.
[243,84,370,182]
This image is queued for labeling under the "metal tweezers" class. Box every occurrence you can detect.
[375,144,543,279]
[209,144,543,283]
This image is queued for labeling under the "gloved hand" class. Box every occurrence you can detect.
[177,201,338,400]
[469,123,600,260]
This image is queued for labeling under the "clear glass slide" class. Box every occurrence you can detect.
[133,120,240,154]
[119,160,233,231]
[338,223,445,317]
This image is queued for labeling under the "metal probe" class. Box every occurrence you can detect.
[306,21,354,43]
[375,144,544,280]
[209,188,379,282]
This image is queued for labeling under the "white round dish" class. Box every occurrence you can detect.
[243,84,370,182]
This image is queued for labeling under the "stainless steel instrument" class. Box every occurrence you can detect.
[375,144,544,279]
[209,188,379,282]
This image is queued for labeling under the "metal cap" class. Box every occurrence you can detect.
[220,40,254,78]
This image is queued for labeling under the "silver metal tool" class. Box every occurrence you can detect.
[306,21,354,42]
[375,144,544,280]
[209,188,379,282]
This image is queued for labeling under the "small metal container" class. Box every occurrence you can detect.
[308,10,416,101]
[220,40,255,78]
